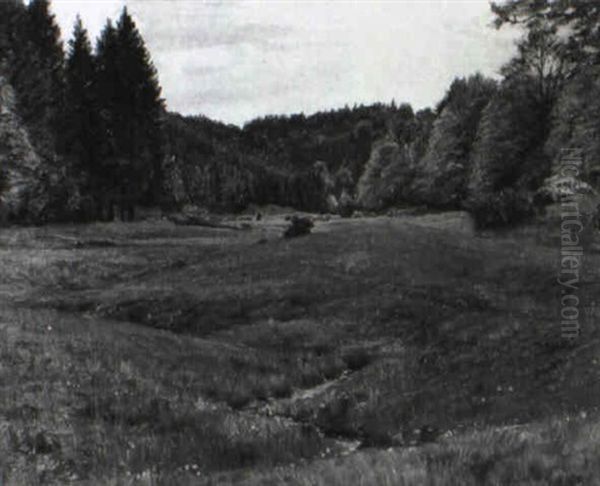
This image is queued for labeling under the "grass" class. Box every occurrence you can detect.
[0,307,332,484]
[0,212,599,484]
[204,414,600,486]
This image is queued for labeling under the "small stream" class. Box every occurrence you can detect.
[243,369,364,455]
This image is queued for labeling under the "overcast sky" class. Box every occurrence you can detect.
[50,0,520,126]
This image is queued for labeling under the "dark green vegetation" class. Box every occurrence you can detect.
[0,0,163,223]
[3,0,600,228]
[1,214,599,484]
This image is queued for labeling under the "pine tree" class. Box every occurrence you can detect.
[95,19,119,147]
[64,16,101,215]
[94,9,165,218]
[0,1,25,68]
[26,0,65,145]
[94,19,120,219]
[26,0,64,64]
[9,0,65,157]
[114,7,165,207]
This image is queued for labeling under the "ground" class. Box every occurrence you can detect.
[1,212,600,485]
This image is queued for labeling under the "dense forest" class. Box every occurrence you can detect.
[1,0,600,227]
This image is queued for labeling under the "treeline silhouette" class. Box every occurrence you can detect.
[163,102,434,214]
[1,0,162,222]
[1,0,600,227]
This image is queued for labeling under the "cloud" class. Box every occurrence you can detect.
[51,0,520,126]
[148,23,292,51]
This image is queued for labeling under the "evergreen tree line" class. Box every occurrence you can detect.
[0,0,163,222]
[163,103,419,214]
[3,0,600,226]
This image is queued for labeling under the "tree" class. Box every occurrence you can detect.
[114,7,165,207]
[467,21,565,201]
[94,9,165,219]
[490,0,598,200]
[544,65,600,189]
[64,16,100,214]
[17,0,65,155]
[501,23,571,109]
[357,141,414,210]
[389,102,415,145]
[0,1,25,66]
[409,108,435,163]
[4,0,62,156]
[413,74,497,208]
[94,19,121,219]
[492,1,600,67]
[468,81,549,201]
[0,75,47,223]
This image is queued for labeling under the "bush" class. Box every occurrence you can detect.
[283,216,314,238]
[337,189,356,217]
[468,189,534,229]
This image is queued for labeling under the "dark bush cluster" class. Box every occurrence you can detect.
[283,216,314,238]
[468,189,534,229]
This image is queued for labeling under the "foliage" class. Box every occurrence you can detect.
[1,3,166,223]
[95,9,165,215]
[3,0,64,159]
[544,65,600,186]
[242,102,410,183]
[468,81,551,200]
[414,74,497,208]
[0,74,48,223]
[162,104,406,213]
[356,141,413,210]
[468,188,534,229]
[283,216,314,238]
[62,17,102,220]
[501,23,572,108]
[492,1,600,67]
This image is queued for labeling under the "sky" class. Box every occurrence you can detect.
[50,0,521,126]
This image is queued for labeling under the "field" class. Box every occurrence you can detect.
[1,212,600,485]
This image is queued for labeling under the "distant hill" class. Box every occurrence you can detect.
[161,103,429,213]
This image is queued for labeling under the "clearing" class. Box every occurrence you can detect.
[1,212,599,485]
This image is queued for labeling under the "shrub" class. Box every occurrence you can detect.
[337,190,356,217]
[468,189,534,229]
[283,216,314,238]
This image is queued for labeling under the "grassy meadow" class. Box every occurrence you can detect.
[1,212,600,484]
